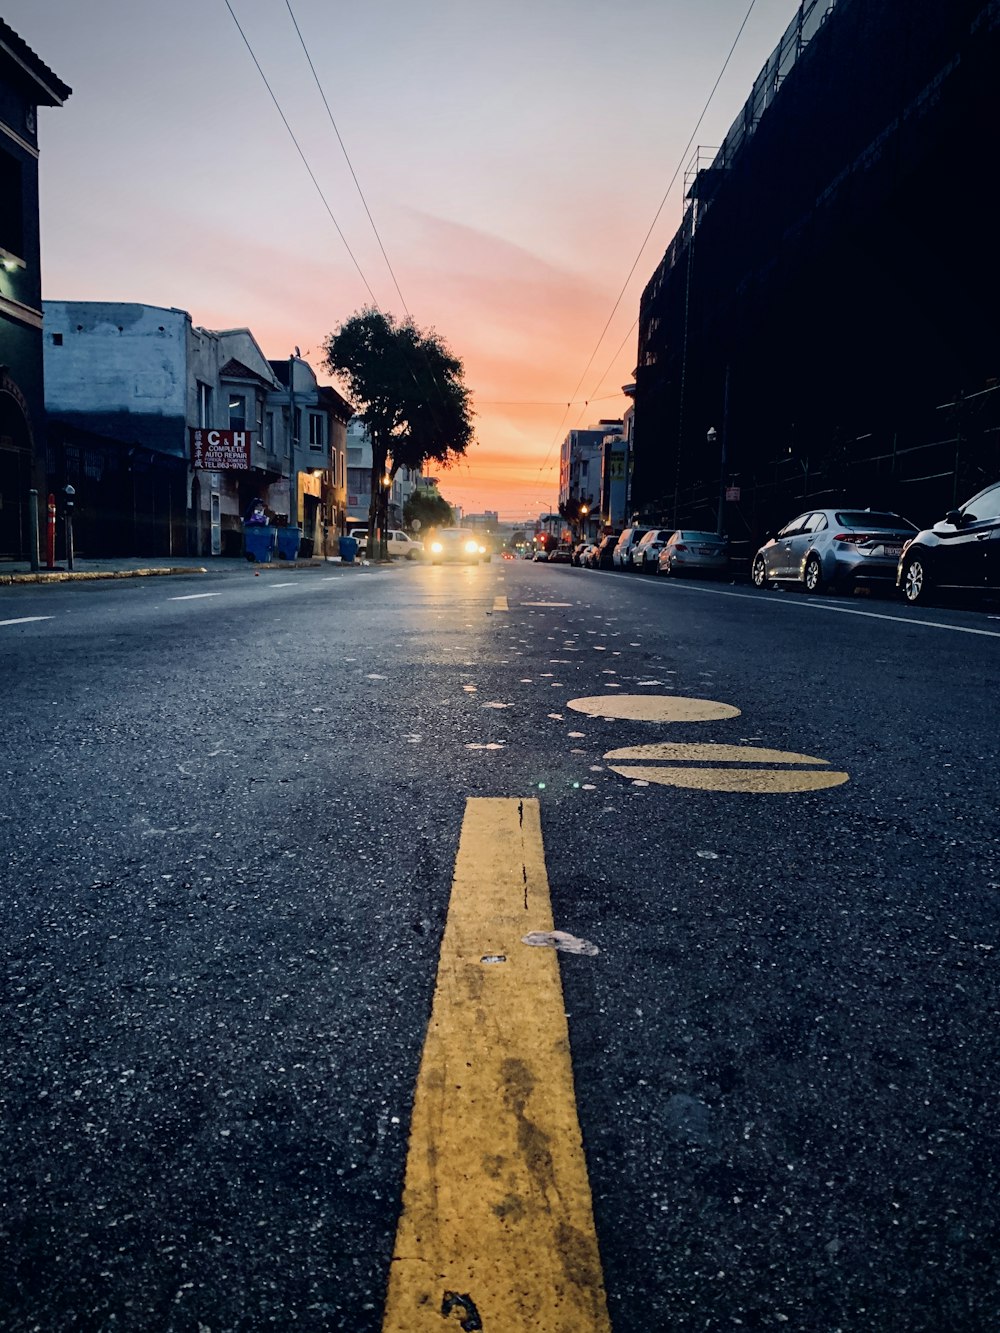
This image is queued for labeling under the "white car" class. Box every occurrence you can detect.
[348,528,423,560]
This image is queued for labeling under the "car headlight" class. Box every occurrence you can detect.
[478,545,486,554]
[465,540,478,554]
[431,541,443,554]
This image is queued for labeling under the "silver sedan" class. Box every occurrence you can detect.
[657,530,729,577]
[752,508,917,593]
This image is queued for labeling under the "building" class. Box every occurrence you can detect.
[600,393,633,531]
[559,419,623,539]
[268,357,352,554]
[0,20,70,560]
[632,0,1000,540]
[345,417,421,527]
[43,301,350,557]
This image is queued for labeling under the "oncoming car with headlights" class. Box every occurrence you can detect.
[428,528,489,564]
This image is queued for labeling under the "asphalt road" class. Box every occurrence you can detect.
[1,559,998,1331]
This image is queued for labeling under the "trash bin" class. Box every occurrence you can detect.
[339,535,359,564]
[244,525,276,563]
[276,526,301,561]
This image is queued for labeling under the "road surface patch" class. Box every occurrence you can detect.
[382,797,610,1332]
[603,742,849,793]
[568,694,740,723]
[493,596,509,611]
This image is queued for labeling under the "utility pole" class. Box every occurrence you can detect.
[287,352,297,539]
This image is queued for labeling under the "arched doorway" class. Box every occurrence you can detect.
[0,383,34,559]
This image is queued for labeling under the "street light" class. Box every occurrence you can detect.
[708,425,726,537]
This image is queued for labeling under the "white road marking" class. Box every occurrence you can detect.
[169,593,221,601]
[0,616,54,627]
[655,582,1000,639]
[267,582,297,588]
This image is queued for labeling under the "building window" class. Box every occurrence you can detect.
[308,414,324,450]
[197,382,213,428]
[255,397,264,440]
[228,393,247,431]
[52,333,63,346]
[266,411,275,452]
[0,148,24,259]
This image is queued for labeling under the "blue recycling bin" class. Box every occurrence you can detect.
[244,525,276,563]
[339,535,359,564]
[276,526,301,561]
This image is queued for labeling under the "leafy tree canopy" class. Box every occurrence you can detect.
[323,309,474,557]
[403,489,454,532]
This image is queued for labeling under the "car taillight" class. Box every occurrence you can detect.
[674,543,687,552]
[832,533,874,543]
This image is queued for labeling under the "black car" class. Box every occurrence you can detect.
[898,480,1000,604]
[593,533,621,570]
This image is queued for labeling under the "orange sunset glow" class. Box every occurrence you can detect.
[11,0,802,519]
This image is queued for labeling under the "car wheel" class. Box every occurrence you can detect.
[803,554,825,594]
[751,555,768,589]
[902,554,930,605]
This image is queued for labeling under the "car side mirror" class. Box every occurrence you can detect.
[944,509,964,526]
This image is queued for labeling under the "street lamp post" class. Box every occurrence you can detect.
[709,425,725,537]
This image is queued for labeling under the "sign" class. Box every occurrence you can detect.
[725,486,741,502]
[190,428,252,470]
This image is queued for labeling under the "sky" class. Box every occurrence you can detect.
[10,0,799,519]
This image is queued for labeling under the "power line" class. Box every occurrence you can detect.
[537,0,761,477]
[283,0,411,319]
[223,0,382,309]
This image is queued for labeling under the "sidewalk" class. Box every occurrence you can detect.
[0,554,365,586]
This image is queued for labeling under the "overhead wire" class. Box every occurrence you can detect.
[223,0,382,309]
[283,0,411,320]
[536,0,761,477]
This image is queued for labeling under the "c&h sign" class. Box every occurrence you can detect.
[190,428,252,470]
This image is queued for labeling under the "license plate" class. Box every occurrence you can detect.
[697,547,718,556]
[882,546,902,558]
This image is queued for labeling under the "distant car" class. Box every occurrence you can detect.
[532,548,550,562]
[571,542,590,566]
[428,528,488,564]
[658,530,729,578]
[632,528,674,573]
[612,527,651,569]
[897,480,1000,605]
[549,545,573,564]
[579,543,598,568]
[593,534,621,569]
[752,508,917,593]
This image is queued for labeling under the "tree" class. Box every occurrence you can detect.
[403,489,454,532]
[323,309,473,559]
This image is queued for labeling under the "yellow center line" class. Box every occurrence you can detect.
[383,797,610,1332]
[493,595,509,611]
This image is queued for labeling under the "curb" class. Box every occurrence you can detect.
[0,567,208,586]
[0,558,328,586]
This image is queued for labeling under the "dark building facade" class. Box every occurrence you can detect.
[633,0,1000,547]
[0,20,70,560]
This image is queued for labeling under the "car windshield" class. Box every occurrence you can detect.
[834,512,915,531]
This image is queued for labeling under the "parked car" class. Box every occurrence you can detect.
[571,542,590,566]
[658,530,729,578]
[347,528,423,560]
[593,534,620,569]
[579,543,598,568]
[549,545,573,564]
[897,480,1000,604]
[751,508,917,593]
[532,547,550,562]
[428,528,488,564]
[632,528,674,572]
[612,527,651,569]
